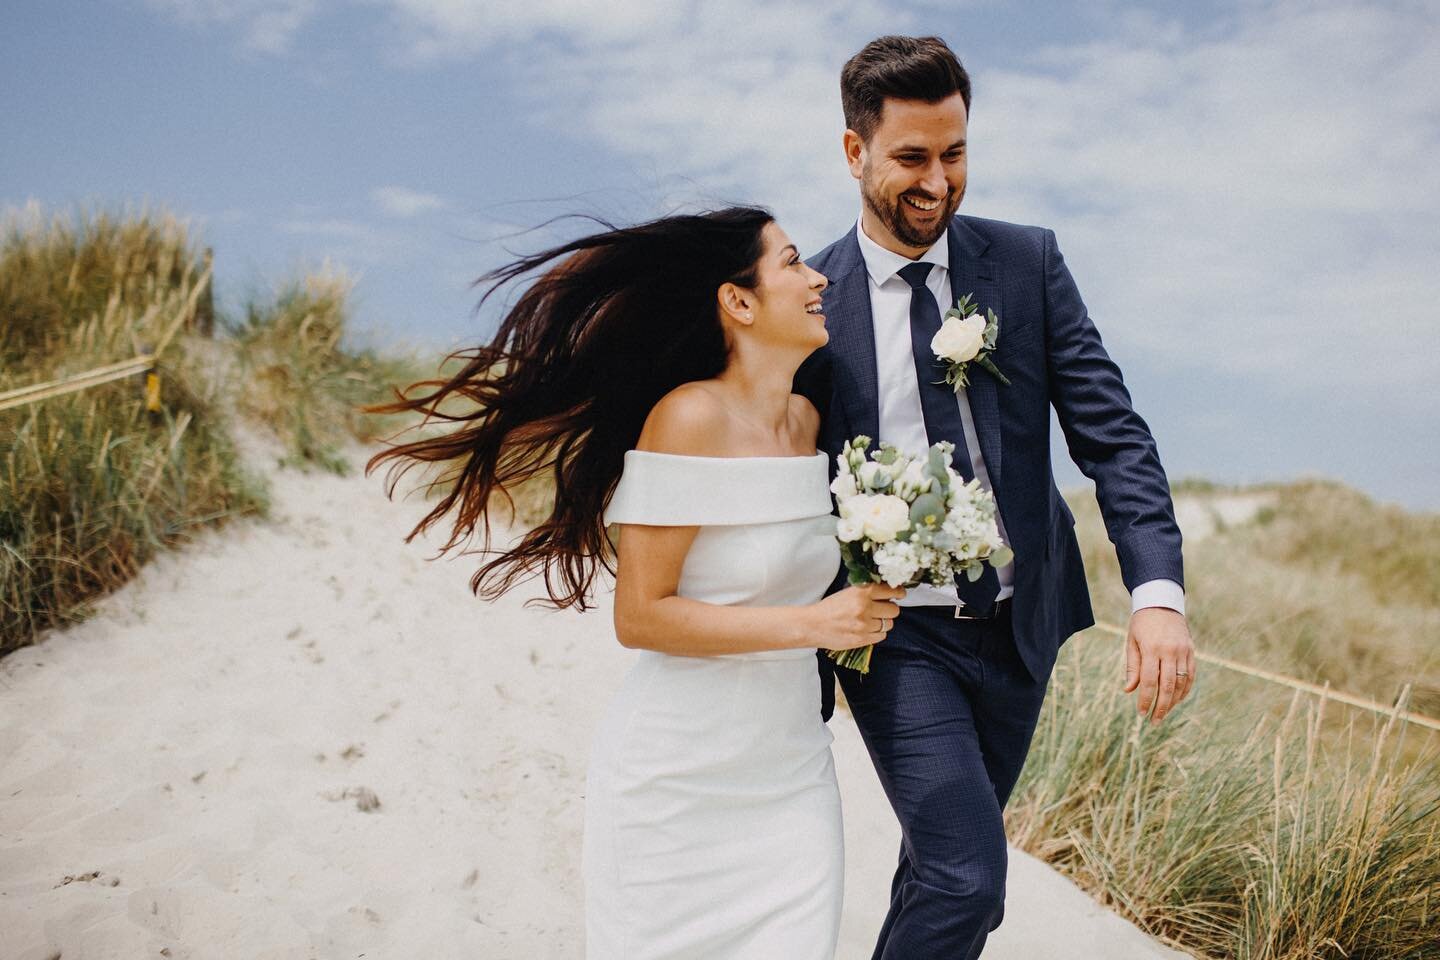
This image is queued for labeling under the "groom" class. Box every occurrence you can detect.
[795,35,1195,959]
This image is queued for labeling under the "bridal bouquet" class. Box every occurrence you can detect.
[826,435,1012,673]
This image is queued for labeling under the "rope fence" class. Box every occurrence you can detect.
[0,265,211,414]
[1088,620,1440,733]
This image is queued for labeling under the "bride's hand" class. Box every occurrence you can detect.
[810,583,906,650]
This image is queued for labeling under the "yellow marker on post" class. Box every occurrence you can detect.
[144,370,162,412]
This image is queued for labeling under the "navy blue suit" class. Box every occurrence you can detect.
[794,215,1184,958]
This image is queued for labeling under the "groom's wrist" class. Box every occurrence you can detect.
[1130,579,1185,617]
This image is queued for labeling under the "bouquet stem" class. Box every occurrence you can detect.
[827,645,874,674]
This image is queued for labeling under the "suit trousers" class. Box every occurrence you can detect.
[836,601,1050,960]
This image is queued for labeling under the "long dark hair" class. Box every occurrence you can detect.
[364,205,774,610]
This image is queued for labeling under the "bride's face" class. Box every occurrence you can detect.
[748,222,829,350]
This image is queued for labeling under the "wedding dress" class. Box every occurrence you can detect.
[583,450,844,960]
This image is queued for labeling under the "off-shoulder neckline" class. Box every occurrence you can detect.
[624,449,826,462]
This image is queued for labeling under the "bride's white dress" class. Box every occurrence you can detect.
[583,450,844,960]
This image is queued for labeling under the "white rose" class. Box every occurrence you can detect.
[830,471,858,500]
[836,515,864,542]
[858,494,911,543]
[931,313,987,363]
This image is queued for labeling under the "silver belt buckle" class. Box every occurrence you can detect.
[954,603,980,620]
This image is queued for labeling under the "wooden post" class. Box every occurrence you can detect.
[195,247,216,337]
[140,343,162,416]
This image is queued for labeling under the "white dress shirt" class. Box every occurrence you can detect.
[854,217,1185,616]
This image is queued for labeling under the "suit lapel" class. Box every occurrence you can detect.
[946,221,1003,490]
[820,229,880,442]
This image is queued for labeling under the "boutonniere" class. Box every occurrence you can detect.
[930,292,1011,390]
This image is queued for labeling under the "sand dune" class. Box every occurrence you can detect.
[0,436,1191,959]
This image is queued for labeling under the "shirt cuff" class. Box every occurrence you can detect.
[1130,579,1185,617]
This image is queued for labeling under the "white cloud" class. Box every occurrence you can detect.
[368,0,1439,409]
[277,216,404,266]
[966,1,1440,400]
[143,0,318,54]
[148,0,1440,415]
[374,0,685,61]
[375,0,910,253]
[373,185,447,217]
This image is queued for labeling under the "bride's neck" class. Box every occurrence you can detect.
[714,351,798,433]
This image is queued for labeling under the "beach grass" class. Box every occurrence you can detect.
[224,265,428,475]
[0,204,422,655]
[1003,484,1440,957]
[0,206,264,653]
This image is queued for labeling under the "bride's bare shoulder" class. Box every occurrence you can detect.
[635,382,731,456]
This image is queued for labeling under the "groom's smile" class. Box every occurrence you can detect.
[845,91,969,257]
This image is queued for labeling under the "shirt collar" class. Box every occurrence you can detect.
[855,215,949,288]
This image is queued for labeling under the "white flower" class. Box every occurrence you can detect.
[836,514,865,542]
[931,312,986,363]
[857,461,891,490]
[893,459,933,498]
[872,541,921,586]
[830,471,858,500]
[857,494,911,543]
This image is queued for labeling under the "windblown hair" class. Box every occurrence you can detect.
[364,206,774,610]
[841,35,971,142]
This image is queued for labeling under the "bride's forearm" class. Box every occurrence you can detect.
[614,594,817,656]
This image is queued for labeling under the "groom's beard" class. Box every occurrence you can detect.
[861,176,963,250]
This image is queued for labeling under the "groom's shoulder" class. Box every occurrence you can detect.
[953,213,1051,258]
[806,227,858,273]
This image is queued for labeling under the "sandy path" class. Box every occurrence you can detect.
[0,438,1190,959]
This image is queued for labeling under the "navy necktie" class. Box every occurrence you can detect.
[898,261,1000,617]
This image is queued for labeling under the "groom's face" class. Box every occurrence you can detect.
[846,92,968,256]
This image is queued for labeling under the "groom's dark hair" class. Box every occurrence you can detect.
[841,36,971,142]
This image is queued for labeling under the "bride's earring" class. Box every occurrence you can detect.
[745,311,753,321]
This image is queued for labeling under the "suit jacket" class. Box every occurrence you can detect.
[795,214,1185,721]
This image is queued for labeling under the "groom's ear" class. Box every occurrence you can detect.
[843,129,865,181]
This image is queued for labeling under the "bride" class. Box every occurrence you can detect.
[364,206,904,959]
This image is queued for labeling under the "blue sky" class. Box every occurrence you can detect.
[4,0,1438,509]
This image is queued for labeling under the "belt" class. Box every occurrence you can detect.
[953,596,1012,621]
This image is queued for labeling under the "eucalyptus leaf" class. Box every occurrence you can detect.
[910,493,945,527]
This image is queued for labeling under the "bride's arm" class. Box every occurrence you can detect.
[611,385,898,656]
[613,523,894,655]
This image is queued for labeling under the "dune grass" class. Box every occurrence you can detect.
[1003,484,1440,957]
[224,266,428,475]
[0,203,213,365]
[0,207,264,652]
[1009,634,1440,958]
[1,205,423,655]
[1070,480,1440,721]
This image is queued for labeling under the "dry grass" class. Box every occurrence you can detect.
[1004,482,1440,957]
[1,206,264,652]
[1,205,424,654]
[224,265,428,474]
[1071,480,1440,718]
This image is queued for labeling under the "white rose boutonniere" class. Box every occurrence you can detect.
[930,292,1011,390]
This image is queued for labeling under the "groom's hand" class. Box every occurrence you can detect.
[1123,608,1195,725]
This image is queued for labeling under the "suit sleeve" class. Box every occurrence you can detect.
[1042,228,1185,592]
